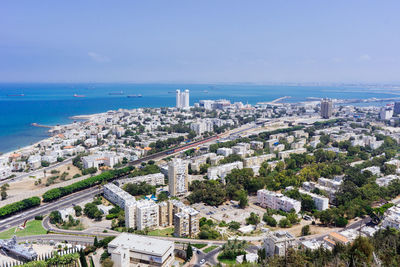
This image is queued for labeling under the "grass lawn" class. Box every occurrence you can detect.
[203,245,218,253]
[0,219,47,239]
[192,243,207,249]
[148,227,174,236]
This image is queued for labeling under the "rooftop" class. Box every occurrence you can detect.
[108,233,173,256]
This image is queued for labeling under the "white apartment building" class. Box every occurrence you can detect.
[82,152,121,169]
[207,161,243,180]
[382,205,400,230]
[168,158,188,196]
[136,200,159,231]
[298,189,329,211]
[216,147,233,157]
[263,231,296,257]
[376,175,400,187]
[257,189,301,213]
[117,173,165,187]
[108,233,175,267]
[190,120,213,135]
[103,183,136,209]
[243,154,275,168]
[278,148,307,160]
[176,89,190,109]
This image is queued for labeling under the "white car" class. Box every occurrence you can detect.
[200,259,205,265]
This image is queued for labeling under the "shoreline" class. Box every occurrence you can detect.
[0,111,107,157]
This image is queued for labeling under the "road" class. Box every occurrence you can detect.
[0,187,102,232]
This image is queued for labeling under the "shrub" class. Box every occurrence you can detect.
[0,196,41,219]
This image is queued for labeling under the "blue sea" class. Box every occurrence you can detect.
[0,83,395,153]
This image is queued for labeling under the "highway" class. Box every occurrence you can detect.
[0,187,102,232]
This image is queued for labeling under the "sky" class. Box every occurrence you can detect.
[0,0,399,83]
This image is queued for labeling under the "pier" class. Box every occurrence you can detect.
[31,123,52,128]
[257,96,291,105]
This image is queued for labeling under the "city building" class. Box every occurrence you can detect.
[395,102,400,115]
[381,204,400,230]
[263,231,296,257]
[298,189,329,211]
[104,183,136,209]
[243,154,275,168]
[116,173,165,187]
[135,200,159,231]
[108,233,175,267]
[207,161,243,180]
[82,152,121,169]
[176,89,190,109]
[321,99,333,119]
[380,106,394,120]
[257,189,301,213]
[173,206,200,237]
[168,158,188,196]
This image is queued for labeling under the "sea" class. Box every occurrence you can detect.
[0,83,397,153]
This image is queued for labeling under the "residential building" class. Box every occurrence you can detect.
[176,89,190,109]
[257,189,301,213]
[116,173,165,187]
[168,158,188,196]
[103,183,136,209]
[207,161,243,180]
[263,231,296,257]
[298,189,329,211]
[321,99,333,119]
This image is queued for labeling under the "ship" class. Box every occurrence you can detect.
[108,91,124,95]
[73,94,86,98]
[7,94,24,97]
[127,94,143,98]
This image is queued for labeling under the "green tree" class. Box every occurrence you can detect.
[49,211,63,224]
[74,205,82,216]
[246,212,260,225]
[263,214,277,227]
[301,225,311,236]
[1,191,7,200]
[186,244,193,260]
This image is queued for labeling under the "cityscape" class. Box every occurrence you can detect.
[1,1,400,267]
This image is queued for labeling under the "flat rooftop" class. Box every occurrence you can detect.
[108,233,173,256]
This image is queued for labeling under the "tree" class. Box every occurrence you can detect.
[237,190,248,209]
[41,160,50,167]
[278,218,291,228]
[263,214,277,227]
[246,212,260,225]
[186,244,193,260]
[301,225,311,236]
[94,236,99,248]
[228,221,241,230]
[1,191,7,200]
[49,211,63,224]
[157,191,169,202]
[74,205,82,216]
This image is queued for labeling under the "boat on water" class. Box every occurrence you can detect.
[127,94,142,98]
[7,94,24,97]
[73,94,86,98]
[108,91,124,95]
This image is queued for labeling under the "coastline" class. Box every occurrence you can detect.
[1,111,107,157]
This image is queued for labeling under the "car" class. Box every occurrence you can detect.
[200,259,205,265]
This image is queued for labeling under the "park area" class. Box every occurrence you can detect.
[0,219,46,239]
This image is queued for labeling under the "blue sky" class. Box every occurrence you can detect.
[1,0,399,83]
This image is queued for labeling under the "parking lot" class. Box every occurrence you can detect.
[192,200,265,225]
